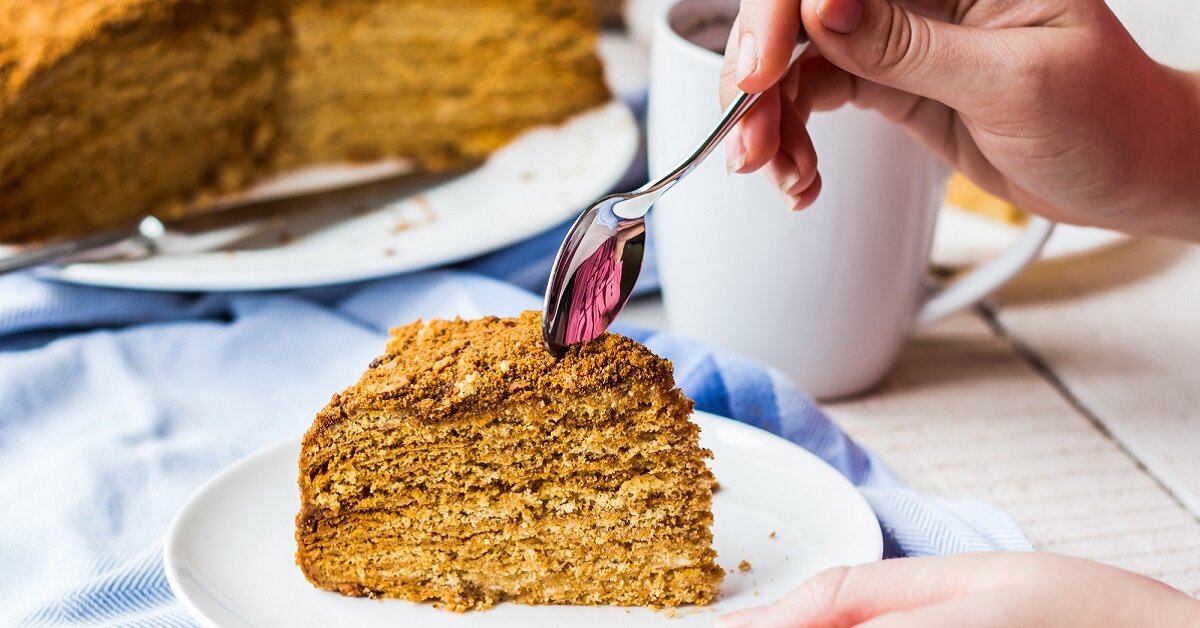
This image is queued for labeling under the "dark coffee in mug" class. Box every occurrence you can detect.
[668,0,737,54]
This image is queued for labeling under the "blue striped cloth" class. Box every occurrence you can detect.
[0,258,1031,626]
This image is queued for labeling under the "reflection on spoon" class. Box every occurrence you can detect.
[564,236,622,347]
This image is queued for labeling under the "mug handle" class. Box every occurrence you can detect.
[915,215,1056,326]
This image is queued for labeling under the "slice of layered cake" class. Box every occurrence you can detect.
[295,311,723,610]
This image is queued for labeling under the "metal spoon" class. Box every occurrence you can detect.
[542,38,810,356]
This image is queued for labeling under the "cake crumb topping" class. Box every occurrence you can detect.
[312,310,677,433]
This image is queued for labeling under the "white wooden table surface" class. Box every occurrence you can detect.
[620,239,1200,597]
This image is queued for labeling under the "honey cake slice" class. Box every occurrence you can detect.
[295,311,723,611]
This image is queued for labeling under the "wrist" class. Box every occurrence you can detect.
[1155,66,1200,240]
[1182,70,1200,233]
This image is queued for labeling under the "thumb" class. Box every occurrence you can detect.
[802,0,1002,107]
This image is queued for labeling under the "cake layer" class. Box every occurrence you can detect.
[303,540,717,578]
[304,411,700,478]
[305,547,720,611]
[307,458,713,519]
[304,546,714,585]
[300,482,715,542]
[300,514,719,610]
[308,461,712,514]
[300,503,715,558]
[308,405,698,461]
[300,508,714,548]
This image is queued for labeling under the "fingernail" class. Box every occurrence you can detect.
[726,126,746,174]
[735,31,758,85]
[778,171,801,195]
[817,0,862,34]
[791,173,822,210]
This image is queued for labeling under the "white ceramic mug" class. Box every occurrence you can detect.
[648,0,1055,399]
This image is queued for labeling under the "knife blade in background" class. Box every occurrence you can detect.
[0,169,468,276]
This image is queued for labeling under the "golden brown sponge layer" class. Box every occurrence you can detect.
[296,312,723,610]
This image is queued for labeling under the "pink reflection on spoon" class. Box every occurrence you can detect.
[563,237,622,347]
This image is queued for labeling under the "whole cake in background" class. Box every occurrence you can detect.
[0,0,609,243]
[295,311,723,610]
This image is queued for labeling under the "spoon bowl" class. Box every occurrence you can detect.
[541,193,647,356]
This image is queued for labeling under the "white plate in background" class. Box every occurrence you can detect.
[932,206,1130,269]
[35,101,636,292]
[164,411,882,628]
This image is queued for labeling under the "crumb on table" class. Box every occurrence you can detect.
[738,560,752,572]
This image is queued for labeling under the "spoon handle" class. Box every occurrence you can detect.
[635,41,811,204]
[640,90,760,196]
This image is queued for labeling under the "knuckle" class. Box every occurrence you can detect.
[718,61,740,104]
[1011,47,1050,84]
[870,7,932,76]
[798,565,852,610]
[999,47,1058,113]
[781,64,802,100]
[719,57,739,82]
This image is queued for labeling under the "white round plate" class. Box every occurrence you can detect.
[36,100,636,292]
[932,205,1130,268]
[165,411,883,628]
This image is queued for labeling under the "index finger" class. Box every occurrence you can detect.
[718,553,1026,628]
[725,0,802,93]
